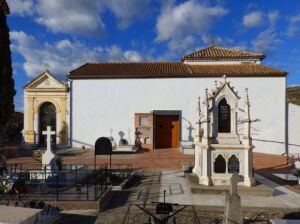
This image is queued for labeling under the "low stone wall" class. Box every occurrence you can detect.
[98,187,113,212]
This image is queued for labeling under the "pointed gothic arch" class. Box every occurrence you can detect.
[218,98,231,133]
[228,155,240,173]
[214,155,226,173]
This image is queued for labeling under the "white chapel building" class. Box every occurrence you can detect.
[23,45,300,155]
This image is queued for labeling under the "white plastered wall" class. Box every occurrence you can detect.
[288,103,300,154]
[70,77,286,154]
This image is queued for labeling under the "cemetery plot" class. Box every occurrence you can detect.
[0,163,134,202]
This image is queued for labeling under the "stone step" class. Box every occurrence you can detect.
[186,173,274,196]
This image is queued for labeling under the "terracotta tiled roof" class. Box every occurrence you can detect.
[182,45,265,61]
[68,62,287,79]
[189,64,286,76]
[69,62,192,78]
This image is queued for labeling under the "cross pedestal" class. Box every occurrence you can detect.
[42,126,56,166]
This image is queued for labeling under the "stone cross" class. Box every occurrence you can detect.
[225,172,243,224]
[42,126,55,151]
[44,63,50,71]
[229,172,240,196]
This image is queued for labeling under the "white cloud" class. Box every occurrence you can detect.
[168,36,196,54]
[105,0,150,29]
[8,0,34,16]
[287,14,300,37]
[156,0,228,42]
[9,0,150,36]
[243,10,279,29]
[252,29,281,52]
[243,11,263,28]
[10,31,142,78]
[201,34,248,51]
[268,11,279,27]
[124,50,142,62]
[34,0,105,36]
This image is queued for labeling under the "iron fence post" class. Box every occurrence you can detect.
[87,178,89,201]
[56,172,59,200]
[75,165,77,184]
[44,165,46,182]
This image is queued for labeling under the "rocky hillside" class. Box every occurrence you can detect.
[287,86,300,106]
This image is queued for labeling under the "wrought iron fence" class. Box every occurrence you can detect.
[0,164,113,201]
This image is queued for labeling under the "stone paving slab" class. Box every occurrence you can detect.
[159,170,300,209]
[0,205,41,224]
[186,173,274,196]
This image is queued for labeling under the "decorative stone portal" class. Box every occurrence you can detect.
[23,70,69,148]
[193,76,256,187]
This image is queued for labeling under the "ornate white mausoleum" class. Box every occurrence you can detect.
[193,77,255,186]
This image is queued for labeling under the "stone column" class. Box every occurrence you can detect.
[202,90,210,145]
[242,89,255,186]
[198,90,212,186]
[242,88,252,146]
[193,97,202,176]
[199,145,212,186]
[194,97,202,142]
[25,97,35,144]
[243,147,255,186]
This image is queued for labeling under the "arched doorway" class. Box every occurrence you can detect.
[39,102,56,147]
[218,98,231,133]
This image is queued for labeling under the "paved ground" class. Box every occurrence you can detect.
[6,148,292,170]
[160,170,300,208]
[7,148,299,191]
[97,169,300,224]
[5,148,300,223]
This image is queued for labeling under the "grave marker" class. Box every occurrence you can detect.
[42,126,57,166]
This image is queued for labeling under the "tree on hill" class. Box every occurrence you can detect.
[0,0,16,164]
[287,86,300,106]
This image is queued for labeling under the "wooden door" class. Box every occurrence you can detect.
[155,115,179,149]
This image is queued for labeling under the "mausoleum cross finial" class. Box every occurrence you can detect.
[44,63,50,72]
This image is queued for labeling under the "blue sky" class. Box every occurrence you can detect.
[6,0,300,111]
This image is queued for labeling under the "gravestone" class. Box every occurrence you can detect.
[95,137,113,171]
[95,137,113,155]
[41,126,57,166]
[224,173,243,224]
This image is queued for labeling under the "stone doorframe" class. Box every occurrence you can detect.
[23,71,69,147]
